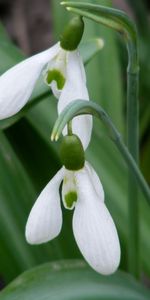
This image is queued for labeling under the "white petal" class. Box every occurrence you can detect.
[25,167,64,244]
[0,42,60,120]
[58,50,93,150]
[73,167,120,275]
[85,161,104,201]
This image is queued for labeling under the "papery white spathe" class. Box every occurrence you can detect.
[25,162,120,275]
[0,43,92,149]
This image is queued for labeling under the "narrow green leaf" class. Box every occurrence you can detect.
[0,131,37,282]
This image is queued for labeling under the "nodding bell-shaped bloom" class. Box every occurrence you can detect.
[0,17,92,149]
[25,160,120,275]
[0,44,92,149]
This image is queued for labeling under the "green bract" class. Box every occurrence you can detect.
[60,134,85,170]
[60,16,84,51]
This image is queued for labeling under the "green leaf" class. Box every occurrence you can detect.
[0,260,150,300]
[0,131,38,282]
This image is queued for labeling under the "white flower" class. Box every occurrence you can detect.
[0,43,92,149]
[25,161,120,275]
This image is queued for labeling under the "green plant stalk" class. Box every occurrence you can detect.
[61,1,140,278]
[127,41,139,277]
[51,100,150,205]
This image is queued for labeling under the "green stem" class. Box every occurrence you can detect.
[127,38,139,277]
[67,120,73,135]
[61,1,140,278]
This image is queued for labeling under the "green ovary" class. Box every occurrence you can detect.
[65,191,77,209]
[46,69,65,89]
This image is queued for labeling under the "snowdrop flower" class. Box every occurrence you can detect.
[26,134,120,275]
[0,17,92,149]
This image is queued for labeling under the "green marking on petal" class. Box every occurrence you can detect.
[46,69,65,89]
[65,191,77,209]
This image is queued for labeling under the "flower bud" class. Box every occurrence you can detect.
[60,16,84,51]
[60,134,85,170]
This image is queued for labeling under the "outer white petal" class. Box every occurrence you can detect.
[58,50,93,150]
[73,167,120,275]
[25,167,64,245]
[85,161,104,201]
[0,42,60,120]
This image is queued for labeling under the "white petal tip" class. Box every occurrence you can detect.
[25,228,40,245]
[25,235,46,245]
[85,246,120,276]
[25,223,51,245]
[25,226,60,245]
[25,213,62,245]
[25,233,37,245]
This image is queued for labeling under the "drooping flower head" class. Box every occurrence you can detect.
[0,16,92,149]
[26,133,121,275]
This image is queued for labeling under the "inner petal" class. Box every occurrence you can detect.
[46,69,65,89]
[62,170,77,210]
[43,48,67,98]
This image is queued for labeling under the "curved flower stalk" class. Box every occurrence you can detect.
[0,17,92,149]
[26,134,120,275]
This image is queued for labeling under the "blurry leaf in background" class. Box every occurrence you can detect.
[1,260,150,300]
[0,130,38,281]
[120,0,150,182]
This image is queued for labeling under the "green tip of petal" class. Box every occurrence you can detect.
[46,69,65,90]
[64,191,77,209]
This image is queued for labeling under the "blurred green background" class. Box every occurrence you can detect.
[0,0,149,295]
